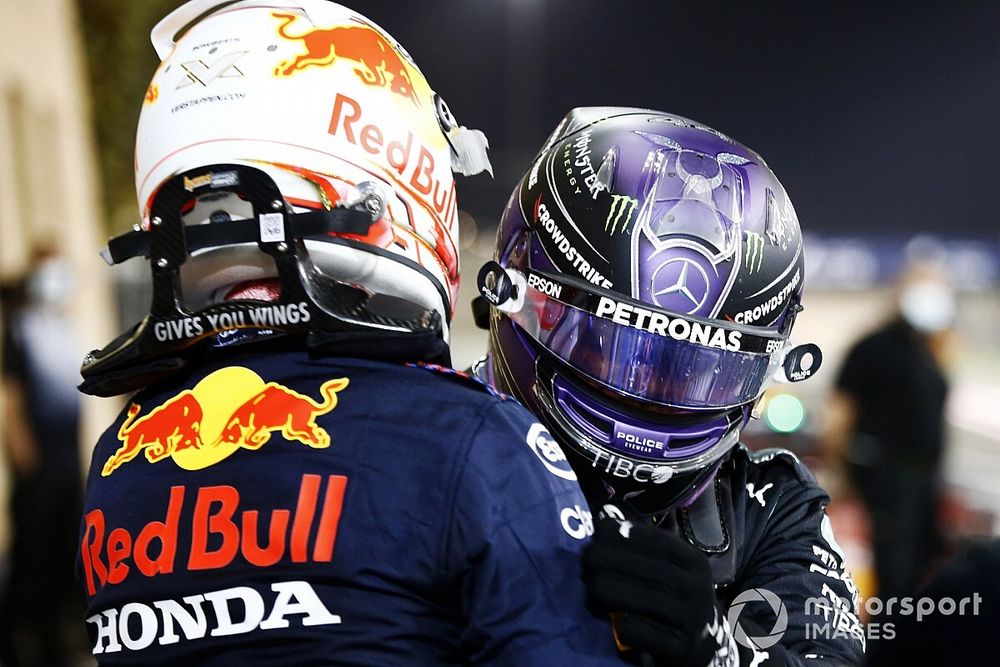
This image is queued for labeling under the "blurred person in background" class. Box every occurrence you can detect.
[473,108,864,666]
[73,1,629,664]
[824,263,954,600]
[0,245,85,667]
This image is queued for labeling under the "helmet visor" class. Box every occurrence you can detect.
[507,269,784,410]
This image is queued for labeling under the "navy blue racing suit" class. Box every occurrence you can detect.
[77,344,623,665]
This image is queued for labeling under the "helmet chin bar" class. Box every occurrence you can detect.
[491,320,734,517]
[535,363,744,475]
[80,164,443,397]
[489,313,738,517]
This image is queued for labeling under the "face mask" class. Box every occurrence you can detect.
[899,280,955,333]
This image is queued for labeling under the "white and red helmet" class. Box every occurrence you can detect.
[135,0,490,336]
[81,0,490,396]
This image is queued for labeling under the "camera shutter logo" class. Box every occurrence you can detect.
[727,587,788,650]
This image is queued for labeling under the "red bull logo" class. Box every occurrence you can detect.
[272,12,420,106]
[327,92,459,283]
[102,367,350,476]
[81,473,349,596]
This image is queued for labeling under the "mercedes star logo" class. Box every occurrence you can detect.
[650,257,711,314]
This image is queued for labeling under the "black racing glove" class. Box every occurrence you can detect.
[582,505,739,667]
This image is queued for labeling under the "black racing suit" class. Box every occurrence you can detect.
[659,445,865,666]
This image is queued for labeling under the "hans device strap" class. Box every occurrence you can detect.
[80,164,442,397]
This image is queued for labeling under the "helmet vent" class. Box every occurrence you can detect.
[567,397,613,434]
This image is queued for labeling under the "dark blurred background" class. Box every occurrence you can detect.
[79,1,1000,240]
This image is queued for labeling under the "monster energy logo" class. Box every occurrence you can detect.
[745,232,765,273]
[605,195,638,234]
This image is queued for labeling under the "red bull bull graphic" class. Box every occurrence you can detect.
[104,394,204,475]
[272,12,419,107]
[102,367,350,476]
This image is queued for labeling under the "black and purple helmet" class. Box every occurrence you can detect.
[479,107,821,515]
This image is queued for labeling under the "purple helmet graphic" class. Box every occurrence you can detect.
[479,107,821,515]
